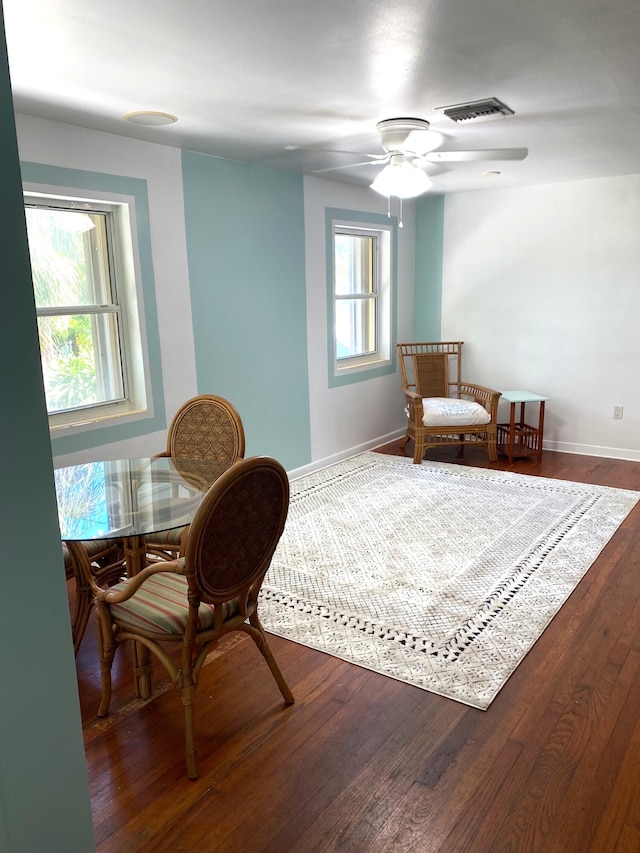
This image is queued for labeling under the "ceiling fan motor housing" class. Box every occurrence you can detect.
[376,118,431,153]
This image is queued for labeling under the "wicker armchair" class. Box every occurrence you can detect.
[146,394,245,561]
[397,342,501,464]
[63,539,126,654]
[86,456,294,779]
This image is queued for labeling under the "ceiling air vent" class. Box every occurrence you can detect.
[436,97,515,123]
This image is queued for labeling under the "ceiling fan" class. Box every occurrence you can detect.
[311,117,528,198]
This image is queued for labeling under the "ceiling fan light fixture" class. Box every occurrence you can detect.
[370,155,432,199]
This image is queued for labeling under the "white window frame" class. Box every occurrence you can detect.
[24,185,151,434]
[331,219,393,378]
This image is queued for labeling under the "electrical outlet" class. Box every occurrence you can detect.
[613,406,623,420]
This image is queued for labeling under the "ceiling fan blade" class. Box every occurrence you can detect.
[313,156,389,174]
[286,146,383,158]
[426,147,528,162]
[400,130,444,156]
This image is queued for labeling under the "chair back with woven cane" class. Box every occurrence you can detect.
[90,456,294,779]
[147,394,246,560]
[164,393,245,464]
[396,341,501,464]
[412,351,449,398]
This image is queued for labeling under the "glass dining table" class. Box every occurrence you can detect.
[55,455,231,696]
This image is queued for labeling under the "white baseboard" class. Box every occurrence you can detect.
[543,439,640,463]
[288,434,640,480]
[287,429,405,480]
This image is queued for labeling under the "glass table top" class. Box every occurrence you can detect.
[55,456,230,541]
[500,390,549,404]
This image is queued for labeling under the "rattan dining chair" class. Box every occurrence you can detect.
[86,456,294,779]
[397,341,501,464]
[63,539,126,655]
[145,394,246,561]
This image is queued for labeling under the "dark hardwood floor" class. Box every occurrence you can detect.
[76,442,640,852]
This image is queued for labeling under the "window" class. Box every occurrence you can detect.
[24,190,149,431]
[334,230,377,360]
[330,217,393,382]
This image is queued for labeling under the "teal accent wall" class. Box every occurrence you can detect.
[324,208,398,387]
[19,162,167,455]
[414,194,445,340]
[0,5,95,849]
[181,152,311,470]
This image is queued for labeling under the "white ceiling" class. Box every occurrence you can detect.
[4,0,640,194]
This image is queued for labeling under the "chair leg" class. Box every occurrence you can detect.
[248,613,295,704]
[178,682,199,779]
[412,438,425,464]
[399,429,411,450]
[70,574,92,656]
[64,541,95,655]
[95,605,117,718]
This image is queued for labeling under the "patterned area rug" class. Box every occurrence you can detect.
[260,452,639,709]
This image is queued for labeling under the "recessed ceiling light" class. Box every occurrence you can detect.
[123,111,178,126]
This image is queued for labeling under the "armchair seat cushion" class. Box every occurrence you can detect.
[109,573,238,635]
[421,397,491,427]
[62,538,119,570]
[147,526,187,549]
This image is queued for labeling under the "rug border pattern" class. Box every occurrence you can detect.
[260,452,639,709]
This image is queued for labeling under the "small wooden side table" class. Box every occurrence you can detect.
[497,390,549,464]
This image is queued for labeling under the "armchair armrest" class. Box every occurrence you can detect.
[456,383,502,420]
[96,558,187,604]
[400,385,425,429]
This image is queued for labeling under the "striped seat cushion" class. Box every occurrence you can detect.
[109,572,238,635]
[146,525,187,549]
[62,538,119,569]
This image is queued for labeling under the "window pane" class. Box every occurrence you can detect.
[335,234,374,295]
[37,312,125,413]
[335,298,376,359]
[25,207,111,307]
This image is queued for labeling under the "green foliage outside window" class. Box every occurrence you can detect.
[26,208,106,412]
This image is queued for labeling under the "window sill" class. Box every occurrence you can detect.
[49,404,150,437]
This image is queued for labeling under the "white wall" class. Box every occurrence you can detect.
[15,116,413,473]
[441,174,640,461]
[15,114,198,464]
[302,176,414,470]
